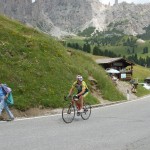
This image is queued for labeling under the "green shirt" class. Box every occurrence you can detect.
[72,81,88,93]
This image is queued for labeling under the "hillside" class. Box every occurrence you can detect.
[0,15,126,112]
[66,33,150,68]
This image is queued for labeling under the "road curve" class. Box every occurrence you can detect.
[1,96,150,150]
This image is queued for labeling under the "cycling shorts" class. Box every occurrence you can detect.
[77,89,89,98]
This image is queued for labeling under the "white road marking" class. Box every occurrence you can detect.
[2,94,150,122]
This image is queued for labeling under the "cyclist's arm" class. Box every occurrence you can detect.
[68,81,76,96]
[69,87,75,96]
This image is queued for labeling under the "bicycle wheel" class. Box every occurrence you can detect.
[62,103,75,123]
[81,103,91,120]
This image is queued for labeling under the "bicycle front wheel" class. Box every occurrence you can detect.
[62,103,75,123]
[81,103,91,120]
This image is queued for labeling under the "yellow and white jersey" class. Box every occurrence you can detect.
[72,81,88,93]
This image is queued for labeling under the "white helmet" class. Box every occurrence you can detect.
[76,75,83,81]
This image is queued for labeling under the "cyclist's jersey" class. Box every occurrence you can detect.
[72,81,88,93]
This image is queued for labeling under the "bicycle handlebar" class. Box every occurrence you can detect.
[64,95,78,101]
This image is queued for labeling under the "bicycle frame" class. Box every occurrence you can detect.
[71,98,81,110]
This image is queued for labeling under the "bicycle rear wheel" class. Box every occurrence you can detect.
[81,103,91,120]
[62,103,75,123]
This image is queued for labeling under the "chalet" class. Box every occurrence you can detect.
[96,57,135,81]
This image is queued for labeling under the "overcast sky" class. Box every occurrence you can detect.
[31,0,150,5]
[99,0,150,5]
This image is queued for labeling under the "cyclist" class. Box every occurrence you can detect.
[68,75,89,113]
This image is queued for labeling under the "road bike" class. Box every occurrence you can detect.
[62,96,91,123]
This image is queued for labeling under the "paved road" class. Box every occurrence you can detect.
[1,96,150,150]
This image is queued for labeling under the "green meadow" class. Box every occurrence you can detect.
[0,15,126,111]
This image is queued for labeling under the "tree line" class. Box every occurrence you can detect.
[67,42,91,53]
[67,42,150,68]
[127,54,150,67]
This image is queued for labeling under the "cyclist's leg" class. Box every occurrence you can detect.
[82,91,89,107]
[78,95,83,111]
[75,100,81,110]
[78,91,89,112]
[83,91,89,98]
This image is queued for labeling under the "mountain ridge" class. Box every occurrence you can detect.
[0,0,150,37]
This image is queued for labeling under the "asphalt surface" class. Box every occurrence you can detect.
[1,96,150,150]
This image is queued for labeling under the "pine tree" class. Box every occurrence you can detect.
[93,46,99,55]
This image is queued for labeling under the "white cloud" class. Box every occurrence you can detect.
[32,0,35,3]
[99,0,150,5]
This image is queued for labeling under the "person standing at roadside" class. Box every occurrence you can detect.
[0,83,14,121]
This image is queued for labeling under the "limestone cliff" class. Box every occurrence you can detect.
[0,0,150,37]
[105,2,150,35]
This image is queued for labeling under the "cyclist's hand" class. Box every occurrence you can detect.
[73,95,78,100]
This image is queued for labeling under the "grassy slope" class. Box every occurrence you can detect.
[132,65,150,97]
[101,41,150,57]
[0,15,125,111]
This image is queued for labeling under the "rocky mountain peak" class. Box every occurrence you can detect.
[0,0,150,37]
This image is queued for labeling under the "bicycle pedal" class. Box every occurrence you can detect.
[83,109,88,112]
[77,112,81,116]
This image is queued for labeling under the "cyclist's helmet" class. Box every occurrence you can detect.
[76,75,83,81]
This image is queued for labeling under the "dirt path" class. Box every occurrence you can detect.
[89,76,137,104]
[116,81,137,100]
